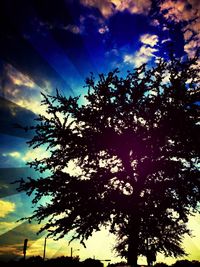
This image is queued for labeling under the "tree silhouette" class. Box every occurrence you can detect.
[17,53,200,266]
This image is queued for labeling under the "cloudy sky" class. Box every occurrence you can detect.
[0,0,200,265]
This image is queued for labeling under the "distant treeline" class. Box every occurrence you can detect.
[0,256,103,267]
[1,257,200,267]
[154,261,200,267]
[108,260,200,267]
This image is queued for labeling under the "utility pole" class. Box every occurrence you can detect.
[43,237,47,261]
[70,247,79,258]
[23,239,28,260]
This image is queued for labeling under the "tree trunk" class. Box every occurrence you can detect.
[127,241,138,267]
[127,216,140,267]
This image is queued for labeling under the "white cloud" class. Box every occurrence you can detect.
[184,38,200,58]
[14,98,49,115]
[80,0,114,18]
[160,0,197,22]
[184,29,193,41]
[80,0,151,18]
[3,147,50,164]
[124,54,135,65]
[4,151,21,158]
[159,0,200,58]
[124,34,159,67]
[150,19,160,27]
[0,200,16,218]
[22,147,50,162]
[140,45,158,57]
[98,25,109,34]
[162,26,169,31]
[140,34,159,47]
[183,19,200,58]
[124,46,158,67]
[4,63,53,116]
[161,38,171,44]
[112,0,152,15]
[5,64,35,89]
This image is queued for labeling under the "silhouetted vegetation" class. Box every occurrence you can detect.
[172,260,200,267]
[154,263,169,267]
[0,256,103,267]
[1,257,200,267]
[82,258,103,267]
[108,260,200,267]
[16,52,200,266]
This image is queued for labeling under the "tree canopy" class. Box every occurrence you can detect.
[17,54,200,266]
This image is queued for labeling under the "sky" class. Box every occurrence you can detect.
[0,0,200,265]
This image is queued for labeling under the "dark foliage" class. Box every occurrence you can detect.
[0,256,102,267]
[1,258,200,267]
[82,258,103,267]
[108,261,128,267]
[154,263,169,267]
[16,53,200,265]
[172,260,200,267]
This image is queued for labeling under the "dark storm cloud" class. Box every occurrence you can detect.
[1,0,98,80]
[0,167,39,198]
[0,97,36,139]
[0,0,75,95]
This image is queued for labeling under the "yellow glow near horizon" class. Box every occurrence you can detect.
[23,214,200,265]
[0,213,200,265]
[0,200,16,218]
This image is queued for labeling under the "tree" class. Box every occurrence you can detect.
[82,258,103,267]
[16,54,200,267]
